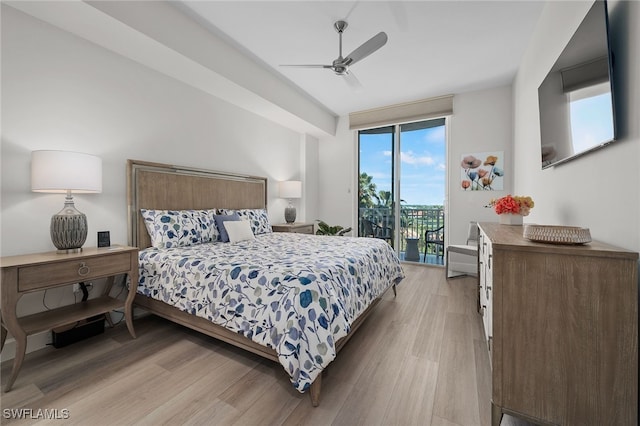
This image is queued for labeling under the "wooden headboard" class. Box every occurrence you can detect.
[127,160,267,249]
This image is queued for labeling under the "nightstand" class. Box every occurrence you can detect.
[272,222,315,234]
[0,245,139,392]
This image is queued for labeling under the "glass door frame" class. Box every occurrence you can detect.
[356,117,449,261]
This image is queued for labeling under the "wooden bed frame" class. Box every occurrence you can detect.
[126,159,393,406]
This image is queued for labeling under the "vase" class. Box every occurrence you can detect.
[499,213,523,225]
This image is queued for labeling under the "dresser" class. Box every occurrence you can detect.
[478,223,638,426]
[0,246,139,392]
[271,222,315,234]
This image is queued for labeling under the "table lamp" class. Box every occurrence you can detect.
[278,180,301,223]
[31,150,102,253]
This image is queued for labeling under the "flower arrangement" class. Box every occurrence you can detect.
[487,195,535,216]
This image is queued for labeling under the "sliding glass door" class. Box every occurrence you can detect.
[358,118,446,263]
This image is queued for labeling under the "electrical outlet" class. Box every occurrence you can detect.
[72,283,81,293]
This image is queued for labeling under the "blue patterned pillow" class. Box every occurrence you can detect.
[220,208,272,235]
[192,209,219,243]
[140,209,219,248]
[140,209,201,248]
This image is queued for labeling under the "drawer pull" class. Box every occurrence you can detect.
[78,262,90,276]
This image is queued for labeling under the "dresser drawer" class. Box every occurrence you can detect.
[18,252,132,292]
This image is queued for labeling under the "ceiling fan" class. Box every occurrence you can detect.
[280,20,388,89]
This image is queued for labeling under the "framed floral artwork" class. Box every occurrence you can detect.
[460,151,504,190]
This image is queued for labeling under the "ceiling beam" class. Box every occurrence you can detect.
[6,0,337,137]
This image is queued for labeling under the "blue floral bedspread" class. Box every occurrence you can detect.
[137,232,404,392]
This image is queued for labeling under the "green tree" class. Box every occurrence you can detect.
[376,190,393,207]
[359,173,379,208]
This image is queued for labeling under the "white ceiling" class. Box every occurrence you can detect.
[177,1,546,117]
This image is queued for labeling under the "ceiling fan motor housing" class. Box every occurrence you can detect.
[332,59,348,75]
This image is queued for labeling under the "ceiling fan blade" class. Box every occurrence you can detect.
[342,70,363,91]
[343,32,388,66]
[280,64,333,69]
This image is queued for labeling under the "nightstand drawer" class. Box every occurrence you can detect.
[18,252,131,292]
[272,224,314,234]
[292,225,314,234]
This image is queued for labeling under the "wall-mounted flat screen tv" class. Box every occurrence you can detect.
[538,0,616,169]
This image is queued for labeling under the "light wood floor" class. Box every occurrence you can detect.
[1,264,533,426]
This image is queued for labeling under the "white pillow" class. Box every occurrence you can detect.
[224,220,255,243]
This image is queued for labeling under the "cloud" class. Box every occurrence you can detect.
[401,151,436,165]
[368,171,390,180]
[382,150,436,166]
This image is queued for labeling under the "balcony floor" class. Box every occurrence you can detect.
[399,251,444,265]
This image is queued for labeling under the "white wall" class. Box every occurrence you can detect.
[448,86,514,244]
[513,0,640,253]
[317,116,355,232]
[1,5,314,259]
[301,133,320,228]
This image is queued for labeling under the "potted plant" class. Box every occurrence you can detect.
[315,220,352,236]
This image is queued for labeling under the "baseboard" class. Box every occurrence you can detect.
[1,307,148,362]
[448,260,478,276]
[1,331,51,363]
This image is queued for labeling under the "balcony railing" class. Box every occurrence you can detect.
[358,207,444,264]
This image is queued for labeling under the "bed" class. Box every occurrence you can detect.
[127,159,404,406]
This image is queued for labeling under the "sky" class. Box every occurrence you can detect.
[569,91,614,153]
[359,124,446,206]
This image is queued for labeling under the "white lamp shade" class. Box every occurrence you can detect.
[279,180,302,199]
[31,150,102,193]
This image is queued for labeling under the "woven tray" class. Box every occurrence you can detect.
[523,224,591,244]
